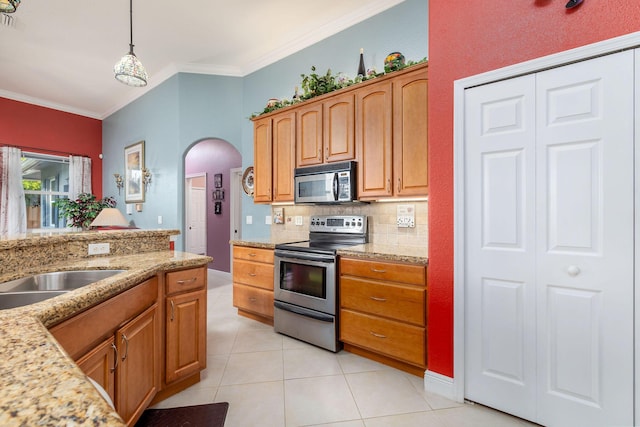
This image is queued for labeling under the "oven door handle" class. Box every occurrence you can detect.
[274,251,335,263]
[274,301,334,323]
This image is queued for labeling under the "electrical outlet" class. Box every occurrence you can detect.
[246,215,253,225]
[88,243,110,255]
[157,215,163,225]
[295,216,303,226]
[265,215,272,224]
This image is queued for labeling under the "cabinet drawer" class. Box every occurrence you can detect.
[233,259,274,290]
[233,246,274,263]
[233,284,274,318]
[166,267,206,295]
[340,258,425,286]
[340,309,425,367]
[340,277,425,326]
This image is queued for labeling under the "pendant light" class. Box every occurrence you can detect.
[114,0,148,87]
[0,0,20,13]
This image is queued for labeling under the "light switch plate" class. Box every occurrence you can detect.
[246,215,253,225]
[295,216,303,226]
[265,215,272,224]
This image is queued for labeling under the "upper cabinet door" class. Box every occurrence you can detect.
[272,111,296,202]
[296,101,323,167]
[393,67,428,196]
[253,116,273,203]
[356,80,393,199]
[324,92,355,163]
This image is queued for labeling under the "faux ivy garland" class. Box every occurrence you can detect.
[251,57,427,118]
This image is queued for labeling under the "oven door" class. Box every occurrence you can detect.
[273,250,336,315]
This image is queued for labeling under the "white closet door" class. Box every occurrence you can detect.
[535,50,634,427]
[464,50,634,426]
[464,74,537,421]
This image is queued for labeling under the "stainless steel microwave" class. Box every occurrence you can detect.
[294,161,357,204]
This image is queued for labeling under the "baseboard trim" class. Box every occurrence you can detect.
[424,370,461,402]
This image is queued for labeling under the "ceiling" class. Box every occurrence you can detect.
[0,0,403,120]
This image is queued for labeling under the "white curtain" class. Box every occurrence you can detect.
[69,155,92,199]
[0,146,27,236]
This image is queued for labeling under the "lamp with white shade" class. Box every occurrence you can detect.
[90,208,130,229]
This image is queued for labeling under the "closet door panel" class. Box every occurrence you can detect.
[535,50,634,427]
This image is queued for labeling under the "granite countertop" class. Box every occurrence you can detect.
[0,250,211,426]
[232,239,428,265]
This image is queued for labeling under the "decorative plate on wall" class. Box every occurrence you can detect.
[242,166,254,196]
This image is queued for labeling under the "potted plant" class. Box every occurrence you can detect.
[54,193,117,230]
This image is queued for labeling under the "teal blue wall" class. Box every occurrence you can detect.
[103,0,428,247]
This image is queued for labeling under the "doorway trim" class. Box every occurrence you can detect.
[443,31,640,409]
[185,173,208,255]
[229,167,243,273]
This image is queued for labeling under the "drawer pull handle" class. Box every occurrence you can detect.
[249,297,257,302]
[370,331,387,339]
[170,300,175,321]
[370,296,387,302]
[248,253,257,257]
[121,333,129,361]
[371,268,387,273]
[110,343,118,372]
[248,273,257,277]
[177,277,198,285]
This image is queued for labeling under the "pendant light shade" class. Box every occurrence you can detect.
[114,0,148,87]
[0,0,20,13]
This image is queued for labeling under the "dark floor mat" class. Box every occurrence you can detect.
[135,402,229,427]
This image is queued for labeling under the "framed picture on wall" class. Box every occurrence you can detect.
[214,173,223,188]
[213,189,225,201]
[125,141,145,203]
[214,201,222,215]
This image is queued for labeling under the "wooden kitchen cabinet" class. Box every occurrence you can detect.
[355,80,394,199]
[296,93,355,167]
[272,111,296,202]
[116,303,160,426]
[296,101,323,167]
[253,111,296,203]
[50,277,160,426]
[76,336,116,405]
[393,66,428,196]
[232,245,275,325]
[253,116,273,203]
[339,257,427,376]
[252,63,428,201]
[324,92,356,164]
[164,267,207,385]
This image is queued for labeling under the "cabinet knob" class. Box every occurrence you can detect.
[567,265,581,277]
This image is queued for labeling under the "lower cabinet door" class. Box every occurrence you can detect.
[116,303,160,426]
[76,336,116,407]
[166,289,207,384]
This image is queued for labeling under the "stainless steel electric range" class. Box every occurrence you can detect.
[273,215,368,352]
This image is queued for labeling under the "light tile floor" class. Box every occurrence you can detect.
[152,270,537,427]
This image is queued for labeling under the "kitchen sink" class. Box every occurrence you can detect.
[0,270,126,293]
[0,291,69,310]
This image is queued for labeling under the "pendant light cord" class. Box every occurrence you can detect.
[128,0,134,55]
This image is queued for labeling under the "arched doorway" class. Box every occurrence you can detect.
[184,138,241,272]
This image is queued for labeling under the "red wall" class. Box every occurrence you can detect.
[427,2,640,377]
[0,97,103,197]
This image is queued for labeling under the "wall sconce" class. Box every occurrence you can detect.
[142,168,152,191]
[114,173,124,195]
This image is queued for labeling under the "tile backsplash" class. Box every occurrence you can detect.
[270,201,428,248]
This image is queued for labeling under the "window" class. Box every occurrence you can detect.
[22,153,70,230]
